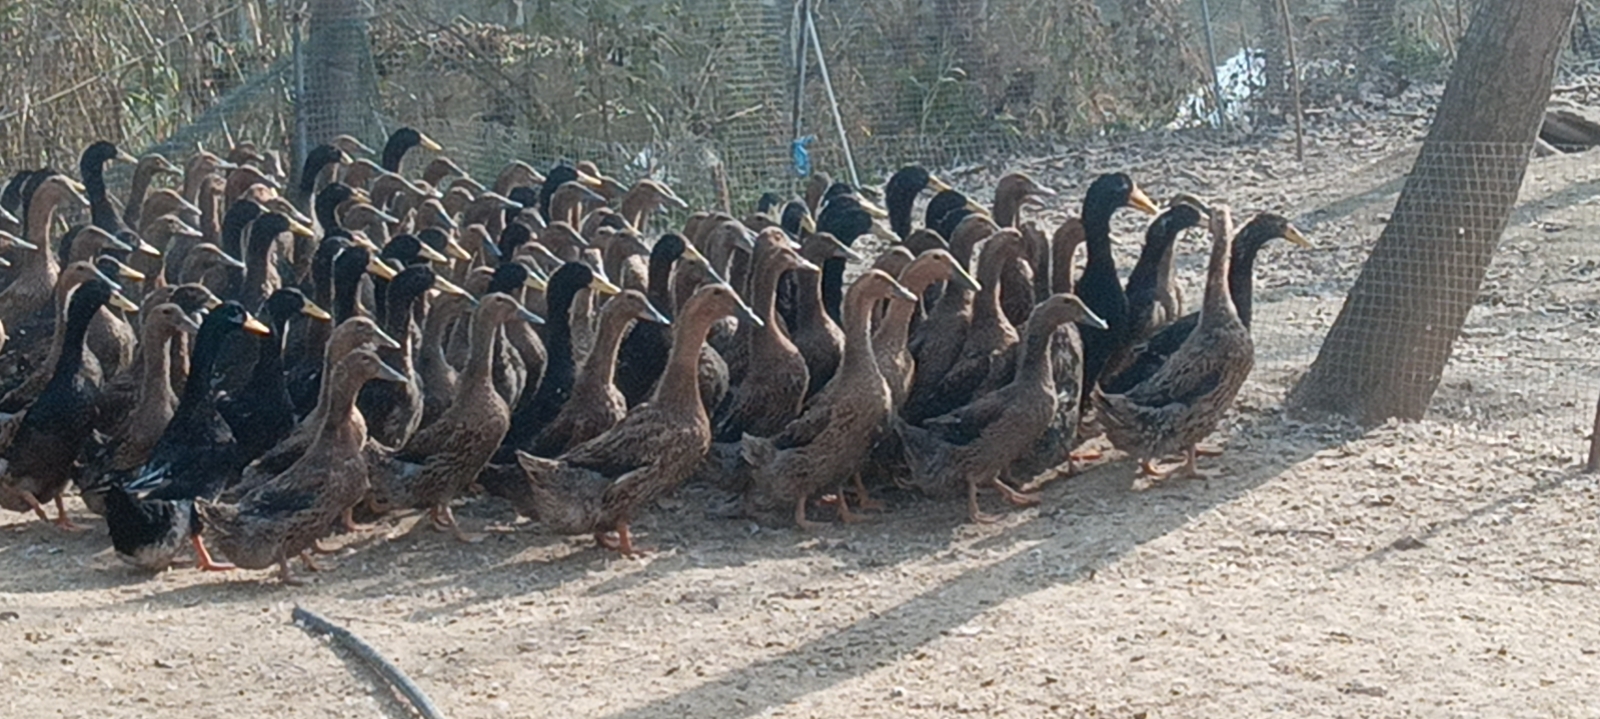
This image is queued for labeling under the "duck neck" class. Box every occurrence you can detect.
[461,304,504,389]
[383,293,418,370]
[173,322,227,425]
[1082,204,1116,270]
[1228,234,1265,327]
[49,303,95,386]
[333,274,361,323]
[1200,222,1237,329]
[653,306,717,414]
[421,302,459,373]
[583,308,634,390]
[752,254,787,328]
[822,258,845,323]
[124,165,156,229]
[647,252,677,319]
[242,231,277,306]
[246,312,290,394]
[1015,316,1057,387]
[316,365,369,450]
[137,328,178,408]
[1124,219,1185,293]
[837,283,879,384]
[876,262,945,351]
[886,185,917,239]
[82,159,118,233]
[1051,221,1083,295]
[619,191,653,231]
[972,249,1014,325]
[198,183,223,247]
[23,189,62,278]
[992,191,1024,229]
[796,270,834,333]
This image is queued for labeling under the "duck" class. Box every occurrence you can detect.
[1093,207,1254,479]
[380,127,443,173]
[903,213,999,420]
[615,233,703,406]
[500,262,619,458]
[791,232,860,398]
[102,302,271,570]
[740,270,917,528]
[897,293,1106,522]
[925,188,986,242]
[91,284,221,438]
[932,228,1028,410]
[121,154,182,231]
[357,265,467,449]
[0,279,128,530]
[883,165,953,240]
[236,317,400,498]
[874,249,980,412]
[989,174,1056,327]
[618,179,687,233]
[531,290,669,456]
[1101,212,1310,395]
[285,237,352,415]
[197,349,407,584]
[81,303,202,497]
[417,290,477,428]
[0,175,88,331]
[219,289,332,464]
[483,260,548,409]
[367,293,543,542]
[715,230,818,441]
[78,141,140,233]
[537,164,603,223]
[1120,202,1208,355]
[504,284,758,555]
[1074,173,1159,399]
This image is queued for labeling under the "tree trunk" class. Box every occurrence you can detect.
[1349,0,1401,61]
[302,0,380,147]
[1286,0,1576,424]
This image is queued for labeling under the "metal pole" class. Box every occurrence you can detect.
[292,17,308,177]
[806,10,859,188]
[790,0,808,143]
[1199,0,1228,128]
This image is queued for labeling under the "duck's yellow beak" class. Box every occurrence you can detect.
[418,133,443,152]
[416,243,450,264]
[588,275,620,296]
[926,175,953,193]
[299,298,332,321]
[108,291,140,313]
[1282,224,1312,248]
[242,314,272,336]
[366,258,399,280]
[432,276,471,298]
[1127,186,1159,216]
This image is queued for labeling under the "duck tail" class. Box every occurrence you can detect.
[738,433,776,469]
[479,459,536,513]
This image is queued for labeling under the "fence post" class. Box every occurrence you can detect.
[302,0,380,147]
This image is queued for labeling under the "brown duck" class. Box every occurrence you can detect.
[197,349,407,584]
[740,270,917,528]
[897,294,1105,523]
[716,229,817,441]
[1093,207,1254,479]
[507,284,758,555]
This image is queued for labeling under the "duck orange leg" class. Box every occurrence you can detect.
[967,479,1001,524]
[299,550,323,572]
[794,494,822,531]
[849,474,885,512]
[190,535,236,571]
[821,487,870,524]
[17,490,49,522]
[277,557,305,586]
[51,495,86,531]
[432,504,485,544]
[611,522,651,558]
[340,506,374,533]
[992,477,1042,508]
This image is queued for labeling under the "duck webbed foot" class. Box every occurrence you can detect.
[991,477,1041,508]
[966,480,1002,524]
[820,489,871,524]
[190,535,236,571]
[849,474,885,512]
[431,504,485,544]
[340,506,374,533]
[1141,448,1211,481]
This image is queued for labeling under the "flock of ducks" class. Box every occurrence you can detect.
[0,128,1308,584]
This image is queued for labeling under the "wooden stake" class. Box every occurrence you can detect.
[1587,388,1600,472]
[1276,0,1305,162]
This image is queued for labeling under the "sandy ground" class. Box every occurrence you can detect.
[6,105,1600,717]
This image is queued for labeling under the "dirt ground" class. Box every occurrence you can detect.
[6,102,1600,718]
